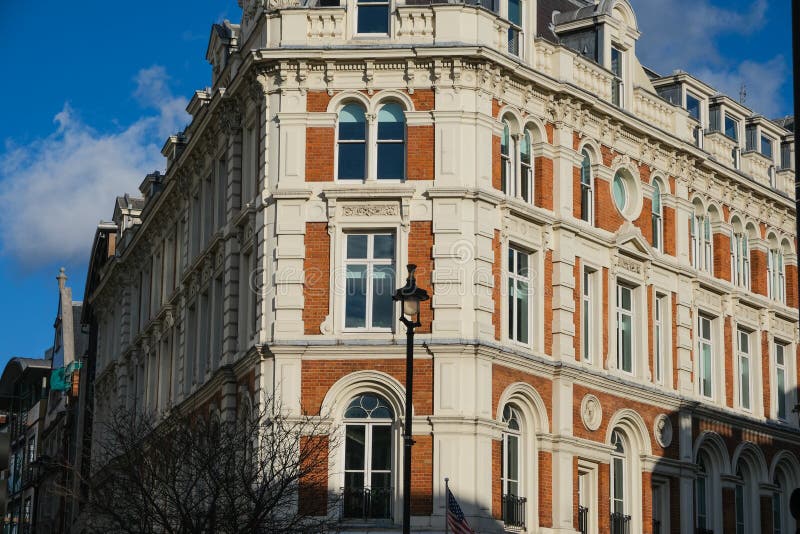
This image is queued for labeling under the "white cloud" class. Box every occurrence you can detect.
[0,66,188,267]
[631,0,787,118]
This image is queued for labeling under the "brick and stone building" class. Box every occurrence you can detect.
[84,0,798,532]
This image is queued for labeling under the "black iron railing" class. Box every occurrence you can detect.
[578,505,588,534]
[696,528,714,534]
[610,512,631,534]
[653,519,661,534]
[501,494,526,528]
[340,486,393,521]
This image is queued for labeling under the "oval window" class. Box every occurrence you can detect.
[612,172,627,211]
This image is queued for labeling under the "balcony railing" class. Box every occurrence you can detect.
[696,528,714,534]
[507,26,522,57]
[578,505,588,534]
[501,494,526,528]
[610,512,631,534]
[653,519,661,534]
[340,486,393,521]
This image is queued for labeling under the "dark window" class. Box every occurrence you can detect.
[724,115,739,141]
[761,134,773,159]
[338,103,367,180]
[357,0,389,33]
[376,103,405,179]
[686,92,701,121]
[780,142,791,169]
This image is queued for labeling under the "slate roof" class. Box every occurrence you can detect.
[537,0,593,42]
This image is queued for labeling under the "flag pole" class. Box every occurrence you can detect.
[444,477,449,534]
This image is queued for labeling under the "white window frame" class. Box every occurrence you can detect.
[582,267,598,364]
[697,314,714,400]
[342,232,396,332]
[731,231,750,289]
[610,430,628,519]
[507,245,532,346]
[520,128,533,203]
[654,293,667,385]
[501,404,522,498]
[651,181,664,253]
[695,456,710,530]
[774,341,789,421]
[737,327,752,411]
[577,460,598,534]
[616,284,635,374]
[580,149,594,225]
[354,0,391,36]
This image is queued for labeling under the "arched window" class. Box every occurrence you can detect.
[501,404,525,528]
[768,247,786,303]
[501,120,514,196]
[580,149,593,224]
[520,129,532,203]
[342,393,394,520]
[610,430,631,532]
[376,103,405,180]
[696,456,709,531]
[651,181,663,252]
[703,216,713,273]
[338,103,367,180]
[731,226,750,289]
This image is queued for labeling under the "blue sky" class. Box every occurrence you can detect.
[0,0,793,366]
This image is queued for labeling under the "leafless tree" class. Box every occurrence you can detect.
[74,400,336,534]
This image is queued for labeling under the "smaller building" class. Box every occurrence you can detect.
[0,269,87,534]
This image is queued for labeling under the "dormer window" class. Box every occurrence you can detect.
[724,115,739,142]
[686,92,701,122]
[761,134,774,159]
[357,0,389,34]
[611,46,623,106]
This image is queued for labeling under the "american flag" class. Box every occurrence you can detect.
[446,486,475,534]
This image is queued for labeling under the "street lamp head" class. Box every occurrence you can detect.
[393,264,430,322]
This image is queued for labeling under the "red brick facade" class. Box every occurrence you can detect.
[303,222,330,334]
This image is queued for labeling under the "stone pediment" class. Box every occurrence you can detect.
[614,221,654,262]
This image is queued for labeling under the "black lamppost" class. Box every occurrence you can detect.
[393,264,429,534]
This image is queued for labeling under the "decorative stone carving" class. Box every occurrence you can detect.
[653,414,673,448]
[341,204,398,217]
[618,256,642,275]
[580,394,602,431]
[219,99,243,133]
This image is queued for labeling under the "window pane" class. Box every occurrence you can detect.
[378,104,405,139]
[345,425,366,470]
[776,343,785,365]
[620,286,631,311]
[686,93,700,121]
[613,173,627,210]
[611,47,622,77]
[339,104,366,140]
[701,343,712,397]
[506,435,519,482]
[501,122,510,154]
[371,265,395,328]
[777,368,786,419]
[371,425,392,471]
[520,131,531,164]
[377,143,404,179]
[517,251,528,276]
[357,3,389,33]
[507,0,521,25]
[373,234,395,259]
[347,235,368,259]
[621,314,632,372]
[613,457,624,511]
[338,143,366,179]
[761,135,773,159]
[371,472,391,490]
[346,265,367,328]
[725,116,739,140]
[740,356,750,409]
[516,280,529,344]
[652,182,662,212]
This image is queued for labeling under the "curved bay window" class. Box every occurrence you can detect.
[610,430,631,533]
[338,103,367,180]
[342,393,394,521]
[580,149,593,224]
[501,404,526,528]
[376,103,405,180]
